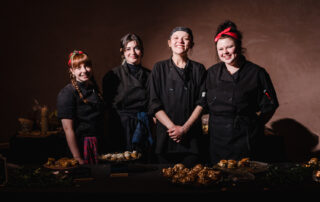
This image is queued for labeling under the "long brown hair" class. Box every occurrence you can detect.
[119,33,144,64]
[68,50,103,103]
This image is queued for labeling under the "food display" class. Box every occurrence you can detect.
[303,157,320,182]
[161,163,222,186]
[303,157,320,168]
[214,158,268,174]
[43,157,79,170]
[99,150,142,162]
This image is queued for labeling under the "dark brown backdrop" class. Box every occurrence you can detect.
[1,0,320,161]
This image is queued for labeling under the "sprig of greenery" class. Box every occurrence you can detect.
[7,166,73,188]
[259,163,313,186]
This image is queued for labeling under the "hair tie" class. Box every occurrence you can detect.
[214,27,238,42]
[68,50,83,67]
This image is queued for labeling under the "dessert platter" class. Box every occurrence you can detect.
[161,163,222,187]
[213,158,269,174]
[99,150,142,163]
[43,157,79,170]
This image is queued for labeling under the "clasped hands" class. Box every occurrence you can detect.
[168,125,186,143]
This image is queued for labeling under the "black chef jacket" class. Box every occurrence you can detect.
[206,57,279,163]
[57,82,105,153]
[102,63,150,152]
[149,59,207,154]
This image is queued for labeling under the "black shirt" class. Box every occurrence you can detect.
[103,63,150,113]
[57,82,105,138]
[206,58,279,162]
[206,57,279,123]
[149,59,207,154]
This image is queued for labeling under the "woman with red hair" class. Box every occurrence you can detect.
[57,50,105,164]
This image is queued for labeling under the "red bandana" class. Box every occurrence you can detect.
[214,27,238,42]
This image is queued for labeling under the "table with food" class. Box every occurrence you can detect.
[1,154,320,199]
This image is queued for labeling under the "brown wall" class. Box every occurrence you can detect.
[2,0,320,161]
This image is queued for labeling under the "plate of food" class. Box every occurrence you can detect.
[213,158,269,174]
[161,163,222,187]
[99,150,142,163]
[43,157,79,170]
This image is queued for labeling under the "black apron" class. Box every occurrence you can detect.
[102,63,150,152]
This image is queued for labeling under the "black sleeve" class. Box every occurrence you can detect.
[57,86,76,119]
[102,70,120,109]
[257,69,279,124]
[194,64,207,109]
[148,63,164,116]
[145,71,151,113]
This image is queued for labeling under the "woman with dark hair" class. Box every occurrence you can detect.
[206,20,279,164]
[102,33,153,159]
[57,50,105,164]
[149,27,207,167]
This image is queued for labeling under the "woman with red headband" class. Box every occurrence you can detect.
[57,50,105,164]
[206,20,279,164]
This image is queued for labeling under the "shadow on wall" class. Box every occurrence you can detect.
[270,118,319,163]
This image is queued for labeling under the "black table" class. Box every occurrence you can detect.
[1,162,320,200]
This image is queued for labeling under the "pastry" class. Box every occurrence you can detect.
[217,159,228,168]
[227,160,237,168]
[173,163,185,172]
[238,157,250,167]
[308,157,318,165]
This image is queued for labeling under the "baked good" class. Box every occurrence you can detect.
[192,164,204,172]
[173,163,185,172]
[308,157,318,165]
[217,159,228,168]
[227,160,237,168]
[238,157,250,167]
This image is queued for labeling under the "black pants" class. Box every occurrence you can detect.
[157,153,200,168]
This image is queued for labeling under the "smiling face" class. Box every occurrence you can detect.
[216,37,238,66]
[70,63,92,83]
[124,40,142,65]
[168,31,192,56]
